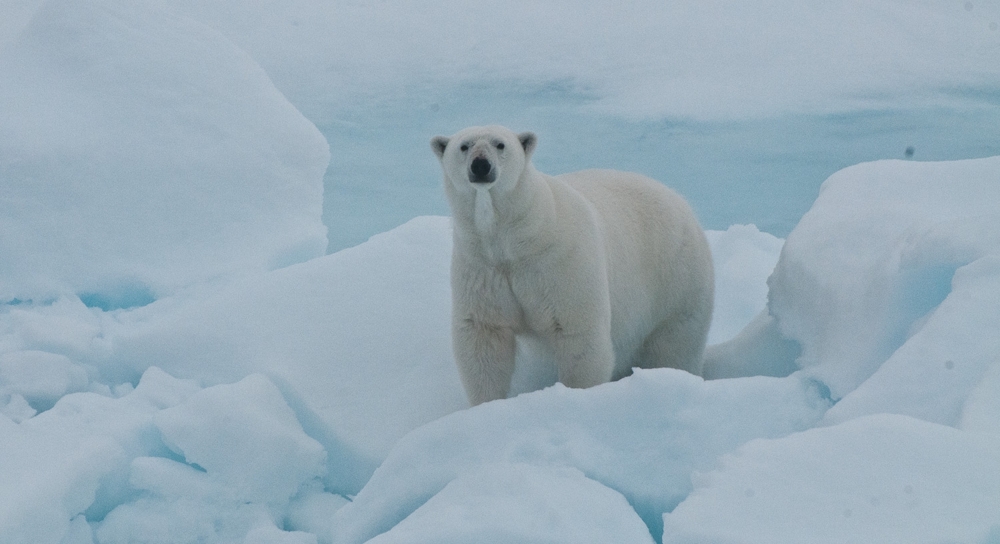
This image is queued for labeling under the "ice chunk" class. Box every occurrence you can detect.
[0,367,200,543]
[760,156,1000,424]
[824,255,1000,426]
[705,224,783,345]
[153,374,326,506]
[98,373,328,544]
[768,158,997,389]
[662,414,1000,544]
[97,456,308,544]
[0,296,102,357]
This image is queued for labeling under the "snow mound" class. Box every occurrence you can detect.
[759,156,1000,427]
[663,414,1000,544]
[0,0,328,304]
[331,370,830,544]
[366,463,655,544]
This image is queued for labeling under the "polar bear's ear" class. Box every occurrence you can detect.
[518,132,537,159]
[431,136,450,159]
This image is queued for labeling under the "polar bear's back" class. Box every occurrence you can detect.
[555,169,706,275]
[556,169,714,373]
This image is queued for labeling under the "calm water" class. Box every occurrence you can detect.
[320,84,1000,252]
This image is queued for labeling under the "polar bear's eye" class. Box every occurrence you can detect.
[496,142,505,150]
[460,144,469,152]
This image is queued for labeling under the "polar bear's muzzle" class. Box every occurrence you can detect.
[469,157,496,184]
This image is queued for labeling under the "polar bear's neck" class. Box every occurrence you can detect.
[473,189,496,234]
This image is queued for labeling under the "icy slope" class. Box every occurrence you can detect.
[768,157,1000,421]
[0,0,328,304]
[662,414,1000,544]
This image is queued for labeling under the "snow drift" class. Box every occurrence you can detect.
[0,0,328,304]
[769,157,1000,423]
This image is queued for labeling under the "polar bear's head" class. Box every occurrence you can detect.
[431,125,537,194]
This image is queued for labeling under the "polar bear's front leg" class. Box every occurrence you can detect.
[452,317,516,405]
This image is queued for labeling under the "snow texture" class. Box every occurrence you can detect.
[365,463,655,544]
[768,157,1000,418]
[330,370,829,544]
[662,414,1000,544]
[0,0,329,304]
[102,216,464,493]
[165,0,1000,122]
[2,1,1000,543]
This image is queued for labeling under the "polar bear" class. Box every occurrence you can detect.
[432,125,713,405]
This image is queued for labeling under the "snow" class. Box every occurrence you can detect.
[662,414,1000,544]
[961,360,1000,435]
[0,0,329,303]
[2,0,1000,543]
[704,225,784,345]
[766,157,1000,416]
[101,216,463,493]
[163,0,1000,121]
[330,371,828,544]
[0,350,88,412]
[152,374,326,506]
[363,463,655,544]
[0,367,200,543]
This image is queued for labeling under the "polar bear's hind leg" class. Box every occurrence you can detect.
[637,310,710,376]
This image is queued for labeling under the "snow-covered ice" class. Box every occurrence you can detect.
[768,157,1000,420]
[0,350,88,413]
[97,374,327,544]
[362,463,656,544]
[0,0,328,303]
[2,0,1000,543]
[662,414,1000,544]
[330,370,829,544]
[0,368,200,543]
[101,216,464,493]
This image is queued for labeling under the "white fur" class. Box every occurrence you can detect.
[432,125,714,405]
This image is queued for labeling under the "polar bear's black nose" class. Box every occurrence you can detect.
[470,157,494,183]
